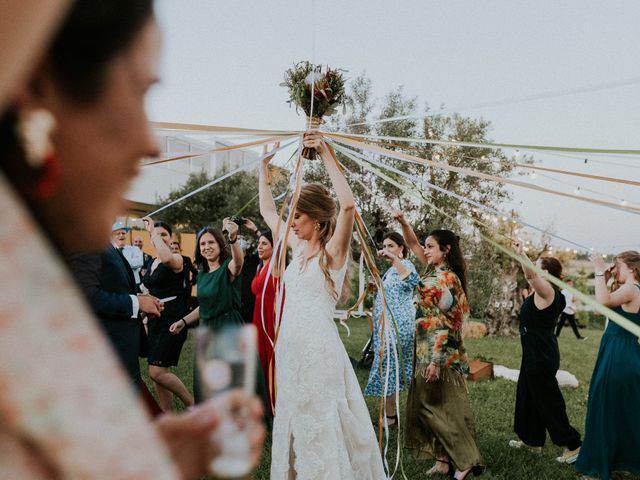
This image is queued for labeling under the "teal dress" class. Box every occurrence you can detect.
[576,295,640,480]
[196,257,244,329]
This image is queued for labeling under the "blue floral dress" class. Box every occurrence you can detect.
[364,259,419,396]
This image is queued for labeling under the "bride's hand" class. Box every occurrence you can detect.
[302,131,327,155]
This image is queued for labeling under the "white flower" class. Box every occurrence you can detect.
[304,71,323,86]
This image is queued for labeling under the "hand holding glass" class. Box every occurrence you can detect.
[195,324,257,479]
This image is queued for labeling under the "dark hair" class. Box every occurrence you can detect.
[153,221,172,237]
[538,256,563,284]
[259,231,274,247]
[427,229,468,295]
[383,231,408,258]
[0,0,155,192]
[50,0,155,103]
[195,227,229,272]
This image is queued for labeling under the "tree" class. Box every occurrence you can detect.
[310,74,521,328]
[156,167,289,233]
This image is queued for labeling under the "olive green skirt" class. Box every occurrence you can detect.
[404,368,483,471]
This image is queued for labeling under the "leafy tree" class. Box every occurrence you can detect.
[156,167,288,233]
[310,74,521,329]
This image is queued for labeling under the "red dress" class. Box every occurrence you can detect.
[251,260,280,412]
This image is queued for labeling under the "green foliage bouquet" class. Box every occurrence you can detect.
[281,61,346,159]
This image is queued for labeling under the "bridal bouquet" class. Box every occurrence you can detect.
[281,61,346,159]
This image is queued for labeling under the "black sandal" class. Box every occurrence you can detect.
[451,465,484,479]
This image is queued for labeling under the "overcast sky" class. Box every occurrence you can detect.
[148,0,640,252]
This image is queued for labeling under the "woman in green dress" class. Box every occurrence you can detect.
[396,211,483,480]
[169,220,243,401]
[576,251,640,480]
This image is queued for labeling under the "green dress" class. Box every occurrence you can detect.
[196,257,244,329]
[193,258,244,402]
[193,258,272,428]
[575,297,640,480]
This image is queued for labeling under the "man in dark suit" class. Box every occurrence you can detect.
[67,222,163,385]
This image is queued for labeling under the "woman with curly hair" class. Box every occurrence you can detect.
[396,212,483,480]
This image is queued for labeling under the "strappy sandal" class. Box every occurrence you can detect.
[426,459,451,476]
[452,465,484,479]
[384,414,398,428]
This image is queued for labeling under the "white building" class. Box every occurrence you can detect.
[126,129,259,212]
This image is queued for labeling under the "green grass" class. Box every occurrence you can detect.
[140,321,633,480]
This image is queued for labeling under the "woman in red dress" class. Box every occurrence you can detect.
[251,231,279,413]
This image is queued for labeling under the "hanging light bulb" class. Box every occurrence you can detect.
[529,171,537,179]
[620,199,628,207]
[574,187,581,195]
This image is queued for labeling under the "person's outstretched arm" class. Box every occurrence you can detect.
[306,132,355,267]
[592,255,637,307]
[258,142,282,238]
[143,216,183,273]
[512,241,555,305]
[392,210,427,265]
[223,218,244,280]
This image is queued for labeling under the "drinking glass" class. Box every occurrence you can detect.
[195,324,257,478]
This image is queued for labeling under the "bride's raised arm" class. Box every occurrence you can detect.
[304,131,355,268]
[258,142,282,237]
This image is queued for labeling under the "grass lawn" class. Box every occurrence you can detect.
[141,320,632,480]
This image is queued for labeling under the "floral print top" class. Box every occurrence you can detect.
[414,265,470,378]
[0,174,179,479]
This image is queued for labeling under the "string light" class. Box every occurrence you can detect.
[574,186,581,195]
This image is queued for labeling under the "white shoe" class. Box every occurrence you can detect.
[556,446,580,464]
[508,440,542,453]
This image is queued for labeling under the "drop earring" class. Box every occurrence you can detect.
[314,221,321,231]
[15,108,59,199]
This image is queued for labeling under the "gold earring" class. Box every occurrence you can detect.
[16,108,56,168]
[314,221,321,231]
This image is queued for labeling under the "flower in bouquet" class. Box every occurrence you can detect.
[281,61,346,159]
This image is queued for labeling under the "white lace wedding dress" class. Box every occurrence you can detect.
[270,241,386,479]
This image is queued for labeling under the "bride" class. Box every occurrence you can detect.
[259,131,386,479]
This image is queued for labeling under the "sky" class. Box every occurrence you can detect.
[148,0,640,252]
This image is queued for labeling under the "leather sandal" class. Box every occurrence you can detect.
[426,459,451,476]
[385,414,398,427]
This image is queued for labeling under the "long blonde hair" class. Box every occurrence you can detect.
[296,183,342,300]
[616,250,640,282]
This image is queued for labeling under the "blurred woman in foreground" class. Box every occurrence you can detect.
[0,1,263,477]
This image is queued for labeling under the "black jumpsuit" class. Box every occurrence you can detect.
[514,289,582,450]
